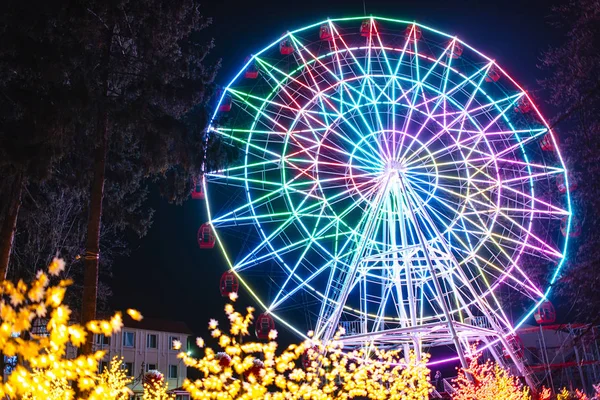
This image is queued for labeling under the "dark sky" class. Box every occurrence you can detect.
[110,0,563,342]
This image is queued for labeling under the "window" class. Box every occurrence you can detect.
[168,364,178,379]
[123,331,135,347]
[147,334,158,349]
[123,362,134,377]
[169,336,179,350]
[146,363,157,371]
[98,361,109,373]
[95,334,110,346]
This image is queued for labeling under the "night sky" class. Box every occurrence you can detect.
[110,0,563,355]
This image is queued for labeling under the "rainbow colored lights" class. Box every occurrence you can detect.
[204,17,572,377]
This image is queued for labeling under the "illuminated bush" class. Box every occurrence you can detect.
[178,296,432,399]
[0,259,134,399]
[451,348,530,400]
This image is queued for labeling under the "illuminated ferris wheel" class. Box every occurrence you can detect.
[201,17,573,382]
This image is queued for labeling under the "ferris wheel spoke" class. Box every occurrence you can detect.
[406,172,496,219]
[329,30,399,119]
[471,241,544,298]
[407,183,544,301]
[403,90,522,167]
[232,184,333,271]
[414,37,457,91]
[285,34,379,124]
[440,212,533,298]
[287,38,347,135]
[492,212,564,258]
[290,178,380,243]
[501,185,569,215]
[406,176,522,271]
[387,25,426,152]
[269,198,345,311]
[408,130,548,188]
[450,216,520,320]
[228,88,334,121]
[397,61,495,161]
[454,215,546,297]
[371,22,396,79]
[318,108,392,166]
[269,259,336,312]
[254,56,356,114]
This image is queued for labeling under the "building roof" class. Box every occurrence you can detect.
[122,315,194,335]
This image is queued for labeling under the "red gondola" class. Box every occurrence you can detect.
[485,67,501,83]
[302,346,319,369]
[245,359,264,379]
[219,271,239,297]
[360,19,374,37]
[216,352,232,367]
[190,177,204,200]
[319,24,333,41]
[218,93,232,112]
[279,35,294,55]
[534,301,556,325]
[244,56,259,79]
[503,334,525,359]
[540,133,556,152]
[405,25,422,40]
[556,173,577,194]
[450,41,463,59]
[514,97,532,114]
[255,313,275,340]
[197,223,215,249]
[561,216,581,238]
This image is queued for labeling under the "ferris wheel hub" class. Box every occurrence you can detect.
[386,159,406,173]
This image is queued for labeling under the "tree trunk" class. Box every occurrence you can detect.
[0,170,24,280]
[79,24,113,356]
[79,108,109,355]
[0,170,23,384]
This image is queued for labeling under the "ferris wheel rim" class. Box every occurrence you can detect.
[203,16,573,342]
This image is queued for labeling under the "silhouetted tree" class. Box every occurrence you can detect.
[65,0,220,354]
[538,0,600,322]
[1,0,224,357]
[0,0,85,279]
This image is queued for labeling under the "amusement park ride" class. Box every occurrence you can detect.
[192,17,584,392]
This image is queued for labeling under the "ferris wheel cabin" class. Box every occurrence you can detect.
[556,173,577,194]
[219,271,239,297]
[244,56,259,79]
[450,41,463,58]
[485,66,501,82]
[190,177,204,200]
[279,35,294,55]
[404,25,422,40]
[515,97,533,114]
[561,216,581,238]
[197,223,215,249]
[534,301,557,325]
[360,19,375,36]
[217,91,232,112]
[540,133,556,151]
[319,24,333,41]
[255,313,275,340]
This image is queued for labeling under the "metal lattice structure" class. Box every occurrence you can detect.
[203,17,573,385]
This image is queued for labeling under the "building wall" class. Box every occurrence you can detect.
[92,328,189,394]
